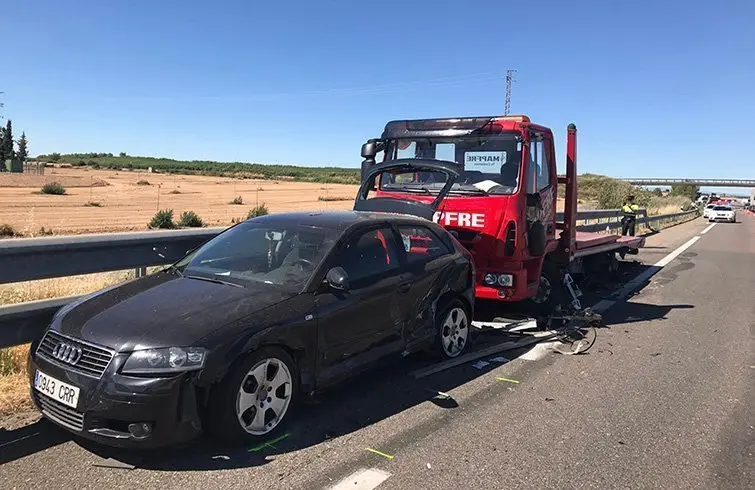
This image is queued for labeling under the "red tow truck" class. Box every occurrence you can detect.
[355,116,645,314]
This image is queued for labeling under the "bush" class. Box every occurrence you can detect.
[84,201,102,207]
[169,189,181,194]
[318,195,351,202]
[49,152,61,163]
[178,211,204,228]
[230,196,244,205]
[149,209,176,229]
[119,152,127,157]
[41,182,66,195]
[0,224,17,238]
[136,179,151,186]
[247,203,269,219]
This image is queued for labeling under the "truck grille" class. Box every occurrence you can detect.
[37,395,84,432]
[36,331,114,379]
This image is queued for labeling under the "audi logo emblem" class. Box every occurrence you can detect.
[52,342,83,365]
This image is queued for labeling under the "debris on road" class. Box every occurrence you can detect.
[496,377,520,384]
[92,457,136,470]
[545,398,555,402]
[472,360,490,370]
[365,447,394,460]
[489,356,509,363]
[212,455,230,461]
[248,432,291,453]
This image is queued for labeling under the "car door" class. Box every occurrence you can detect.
[393,223,459,351]
[314,226,407,387]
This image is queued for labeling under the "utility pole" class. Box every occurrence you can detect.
[504,70,517,115]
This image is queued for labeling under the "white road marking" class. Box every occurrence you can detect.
[592,235,702,314]
[654,236,700,267]
[700,222,717,235]
[330,468,391,490]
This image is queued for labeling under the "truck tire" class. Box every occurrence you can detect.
[528,262,564,316]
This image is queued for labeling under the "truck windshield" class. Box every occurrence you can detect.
[381,135,522,195]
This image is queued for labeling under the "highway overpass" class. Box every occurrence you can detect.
[621,178,755,187]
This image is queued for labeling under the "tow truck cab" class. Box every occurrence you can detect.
[359,115,577,303]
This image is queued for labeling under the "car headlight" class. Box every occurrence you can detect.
[484,273,497,286]
[122,347,207,375]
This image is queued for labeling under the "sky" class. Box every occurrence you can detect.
[3,0,754,194]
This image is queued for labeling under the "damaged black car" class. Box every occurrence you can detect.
[28,207,474,447]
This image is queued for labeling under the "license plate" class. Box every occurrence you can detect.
[34,369,80,409]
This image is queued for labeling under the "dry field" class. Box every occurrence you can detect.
[0,167,357,235]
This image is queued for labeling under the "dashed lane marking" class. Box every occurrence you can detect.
[700,222,717,235]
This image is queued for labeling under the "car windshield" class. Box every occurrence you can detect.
[380,135,522,195]
[173,221,339,292]
[713,206,732,211]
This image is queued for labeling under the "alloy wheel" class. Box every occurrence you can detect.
[441,307,469,358]
[235,357,293,435]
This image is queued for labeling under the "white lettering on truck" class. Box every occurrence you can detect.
[433,212,485,229]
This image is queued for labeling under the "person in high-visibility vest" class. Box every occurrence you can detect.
[621,195,640,236]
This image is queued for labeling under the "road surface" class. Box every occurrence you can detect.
[1,215,753,489]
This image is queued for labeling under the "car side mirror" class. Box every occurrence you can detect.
[325,267,349,291]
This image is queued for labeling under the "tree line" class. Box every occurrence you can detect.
[0,119,29,171]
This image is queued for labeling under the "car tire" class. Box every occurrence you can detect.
[435,299,472,359]
[208,346,299,443]
[528,261,564,316]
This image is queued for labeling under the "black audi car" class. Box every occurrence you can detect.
[28,162,475,447]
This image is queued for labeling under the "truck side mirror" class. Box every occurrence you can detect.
[361,142,378,159]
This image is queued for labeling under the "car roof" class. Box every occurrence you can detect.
[247,210,436,231]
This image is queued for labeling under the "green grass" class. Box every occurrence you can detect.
[36,153,361,185]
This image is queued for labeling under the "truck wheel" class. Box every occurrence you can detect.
[528,262,564,316]
[208,347,299,443]
[435,299,471,359]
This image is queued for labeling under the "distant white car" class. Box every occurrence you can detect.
[703,204,716,219]
[708,205,736,223]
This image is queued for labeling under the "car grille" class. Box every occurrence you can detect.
[36,331,114,379]
[37,395,84,432]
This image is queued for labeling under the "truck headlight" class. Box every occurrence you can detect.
[122,347,207,375]
[496,274,514,287]
[483,273,514,287]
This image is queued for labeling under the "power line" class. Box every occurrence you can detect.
[504,70,517,115]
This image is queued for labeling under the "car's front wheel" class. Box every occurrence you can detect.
[209,346,298,443]
[435,299,471,359]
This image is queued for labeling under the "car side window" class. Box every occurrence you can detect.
[397,225,452,263]
[336,228,400,284]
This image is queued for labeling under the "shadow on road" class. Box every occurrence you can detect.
[602,301,694,326]
[0,331,534,471]
[0,418,71,465]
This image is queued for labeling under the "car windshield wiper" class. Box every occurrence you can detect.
[185,274,243,288]
[163,264,184,277]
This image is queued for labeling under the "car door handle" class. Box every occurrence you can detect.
[398,281,412,293]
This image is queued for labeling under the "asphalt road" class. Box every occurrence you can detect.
[1,216,752,489]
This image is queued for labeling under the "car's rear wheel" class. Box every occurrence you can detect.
[435,299,471,359]
[209,346,298,443]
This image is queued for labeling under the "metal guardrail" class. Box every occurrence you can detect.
[577,210,698,233]
[0,209,697,349]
